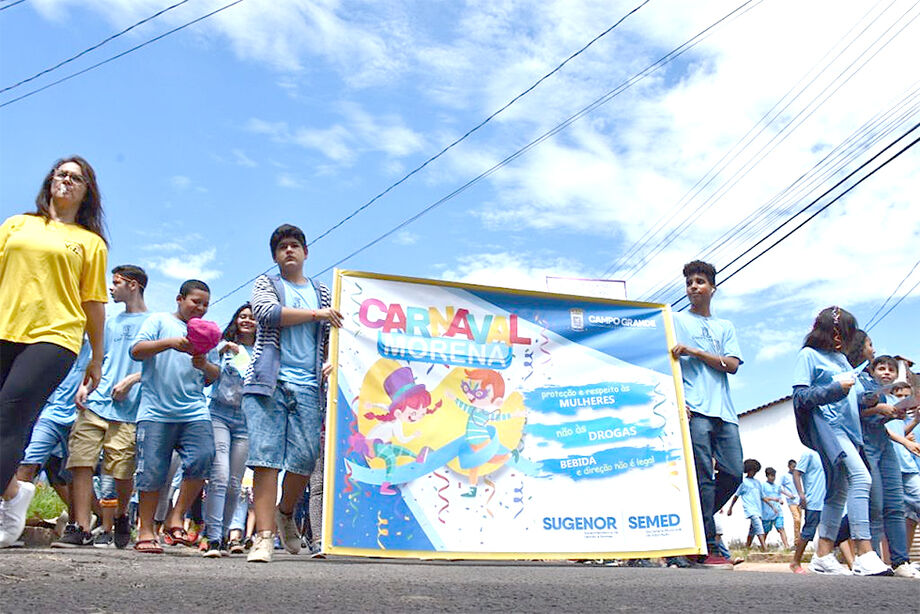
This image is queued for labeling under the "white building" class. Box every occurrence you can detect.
[719,395,807,547]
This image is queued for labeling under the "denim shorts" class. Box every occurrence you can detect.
[21,417,71,467]
[134,420,215,492]
[800,509,821,542]
[242,381,322,476]
[762,515,783,533]
[747,515,765,536]
[209,399,248,439]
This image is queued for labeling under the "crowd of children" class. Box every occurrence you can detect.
[1,158,919,579]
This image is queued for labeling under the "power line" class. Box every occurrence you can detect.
[306,0,763,279]
[617,0,920,286]
[650,82,920,306]
[305,0,653,248]
[0,0,26,13]
[865,256,920,330]
[866,276,920,331]
[673,123,920,310]
[0,0,247,109]
[604,0,896,279]
[1,0,191,95]
[209,0,762,305]
[210,0,657,306]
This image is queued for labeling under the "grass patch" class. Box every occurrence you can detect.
[27,482,66,521]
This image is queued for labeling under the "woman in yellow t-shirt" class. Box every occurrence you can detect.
[0,156,108,547]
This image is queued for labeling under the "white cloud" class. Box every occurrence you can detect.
[170,175,192,190]
[277,173,304,189]
[231,148,257,167]
[146,247,222,282]
[392,230,417,245]
[440,252,586,292]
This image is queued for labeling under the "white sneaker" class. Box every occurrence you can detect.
[892,562,920,579]
[274,508,301,554]
[247,531,274,563]
[808,552,853,575]
[0,481,35,548]
[852,551,893,576]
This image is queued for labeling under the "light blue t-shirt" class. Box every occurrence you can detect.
[761,480,783,520]
[780,472,799,505]
[38,338,91,425]
[797,449,826,512]
[792,347,862,446]
[886,418,919,474]
[673,311,743,424]
[736,476,763,518]
[86,311,149,423]
[278,278,318,388]
[134,313,218,423]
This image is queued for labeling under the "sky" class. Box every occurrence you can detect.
[1,0,918,413]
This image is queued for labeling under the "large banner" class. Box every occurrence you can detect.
[323,271,704,559]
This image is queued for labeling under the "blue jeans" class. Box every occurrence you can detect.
[242,382,322,476]
[204,405,249,542]
[135,420,215,492]
[747,515,765,536]
[818,426,871,541]
[863,423,909,566]
[689,413,743,550]
[21,416,72,483]
[228,488,250,533]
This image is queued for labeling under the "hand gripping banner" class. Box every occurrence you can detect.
[323,270,704,560]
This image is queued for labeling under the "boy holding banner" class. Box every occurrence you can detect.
[671,260,743,569]
[242,224,342,563]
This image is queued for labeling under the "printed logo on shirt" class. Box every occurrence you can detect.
[692,325,723,355]
[63,240,83,257]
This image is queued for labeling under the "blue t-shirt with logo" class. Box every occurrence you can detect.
[86,311,149,423]
[134,313,218,423]
[38,337,91,425]
[736,476,763,518]
[672,311,743,424]
[780,472,799,505]
[278,278,318,388]
[761,480,783,520]
[792,347,862,446]
[797,449,826,512]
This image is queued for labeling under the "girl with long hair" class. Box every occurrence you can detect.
[0,157,108,547]
[792,307,890,576]
[202,303,255,556]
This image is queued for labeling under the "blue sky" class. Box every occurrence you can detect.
[1,0,918,412]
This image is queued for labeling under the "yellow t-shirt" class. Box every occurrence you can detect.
[0,214,108,354]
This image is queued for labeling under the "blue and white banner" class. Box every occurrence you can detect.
[323,271,704,559]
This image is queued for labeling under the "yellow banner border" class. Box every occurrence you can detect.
[322,269,704,560]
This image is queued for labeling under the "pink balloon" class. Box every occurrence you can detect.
[186,318,222,355]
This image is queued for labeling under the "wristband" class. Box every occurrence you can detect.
[719,356,726,368]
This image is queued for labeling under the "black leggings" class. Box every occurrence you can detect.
[0,341,76,491]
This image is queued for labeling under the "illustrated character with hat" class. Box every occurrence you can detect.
[360,367,439,495]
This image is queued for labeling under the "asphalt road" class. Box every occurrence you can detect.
[0,548,916,613]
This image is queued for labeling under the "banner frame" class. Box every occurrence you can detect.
[322,269,704,560]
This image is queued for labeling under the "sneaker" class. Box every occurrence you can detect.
[93,531,114,548]
[52,524,94,548]
[892,562,920,579]
[852,551,893,576]
[0,481,35,547]
[227,538,245,555]
[700,555,734,570]
[274,508,301,554]
[247,531,274,563]
[113,515,131,549]
[809,552,853,575]
[911,561,920,572]
[309,541,325,559]
[219,539,229,557]
[202,539,222,558]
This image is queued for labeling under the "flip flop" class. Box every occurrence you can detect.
[165,526,193,547]
[134,539,164,554]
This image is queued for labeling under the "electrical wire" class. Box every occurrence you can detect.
[865,277,920,331]
[0,0,247,109]
[864,256,920,330]
[673,123,920,310]
[209,0,762,306]
[0,0,26,13]
[616,0,920,285]
[1,0,191,95]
